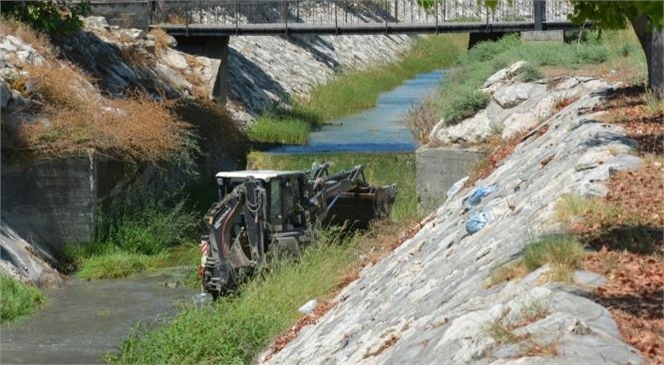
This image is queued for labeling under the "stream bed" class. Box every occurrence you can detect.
[269,69,444,153]
[1,267,195,364]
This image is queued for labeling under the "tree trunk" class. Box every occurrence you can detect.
[631,15,664,97]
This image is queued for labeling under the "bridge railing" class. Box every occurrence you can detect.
[150,0,572,27]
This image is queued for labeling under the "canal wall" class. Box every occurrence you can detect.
[260,66,645,364]
[416,147,485,211]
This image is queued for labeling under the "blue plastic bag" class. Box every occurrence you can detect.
[463,184,498,210]
[466,211,490,234]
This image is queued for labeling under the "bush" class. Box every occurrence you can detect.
[519,64,545,82]
[12,62,192,162]
[442,88,490,126]
[1,1,90,35]
[0,275,48,323]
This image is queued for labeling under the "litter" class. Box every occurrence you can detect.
[466,211,492,234]
[463,184,498,210]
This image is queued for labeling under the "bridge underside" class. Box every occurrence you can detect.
[153,21,577,37]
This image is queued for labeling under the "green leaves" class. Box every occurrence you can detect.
[1,1,91,35]
[568,1,662,31]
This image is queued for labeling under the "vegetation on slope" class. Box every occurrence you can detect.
[407,30,646,145]
[249,34,468,145]
[108,152,420,364]
[0,275,48,324]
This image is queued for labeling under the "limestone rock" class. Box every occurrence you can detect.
[501,112,538,140]
[493,82,534,109]
[434,110,494,145]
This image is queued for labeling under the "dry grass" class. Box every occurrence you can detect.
[485,261,528,289]
[363,334,400,358]
[182,55,208,100]
[148,28,170,56]
[8,61,189,162]
[485,303,558,359]
[120,45,156,69]
[406,96,440,146]
[0,17,53,58]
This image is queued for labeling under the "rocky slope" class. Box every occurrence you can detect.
[259,65,645,364]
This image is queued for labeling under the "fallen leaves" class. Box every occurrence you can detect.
[577,88,664,364]
[583,251,664,365]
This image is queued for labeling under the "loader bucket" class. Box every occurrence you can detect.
[325,183,398,229]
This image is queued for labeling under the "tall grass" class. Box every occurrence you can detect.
[248,115,310,145]
[0,275,48,323]
[108,233,355,364]
[70,189,200,280]
[250,34,468,145]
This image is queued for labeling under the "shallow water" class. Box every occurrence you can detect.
[1,267,196,364]
[268,69,445,153]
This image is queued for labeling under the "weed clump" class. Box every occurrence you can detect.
[0,275,48,323]
[7,61,191,162]
[522,235,586,282]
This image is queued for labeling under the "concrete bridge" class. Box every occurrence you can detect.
[90,0,579,100]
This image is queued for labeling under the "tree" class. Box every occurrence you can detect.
[0,1,91,35]
[568,1,663,97]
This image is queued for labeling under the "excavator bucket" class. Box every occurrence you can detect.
[325,183,398,229]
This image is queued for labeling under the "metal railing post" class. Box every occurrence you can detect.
[235,0,239,35]
[284,0,288,36]
[394,0,398,22]
[335,1,338,34]
[534,0,544,31]
[435,0,439,32]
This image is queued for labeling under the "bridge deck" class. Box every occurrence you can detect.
[152,21,576,37]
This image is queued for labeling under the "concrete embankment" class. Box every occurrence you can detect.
[260,66,645,364]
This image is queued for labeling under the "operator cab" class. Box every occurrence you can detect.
[215,170,308,234]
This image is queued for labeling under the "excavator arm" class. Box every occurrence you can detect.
[201,178,267,297]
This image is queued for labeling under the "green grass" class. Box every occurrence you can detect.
[0,275,48,324]
[68,189,200,280]
[249,34,468,145]
[522,235,586,282]
[248,115,310,145]
[107,233,357,365]
[77,252,167,280]
[249,151,419,221]
[437,33,612,126]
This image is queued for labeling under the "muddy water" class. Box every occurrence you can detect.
[269,69,445,153]
[1,267,196,364]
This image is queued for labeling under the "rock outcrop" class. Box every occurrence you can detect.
[430,63,611,145]
[260,69,644,364]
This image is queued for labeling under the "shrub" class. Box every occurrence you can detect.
[442,89,490,126]
[0,1,90,35]
[519,64,545,82]
[0,275,48,323]
[12,62,192,162]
